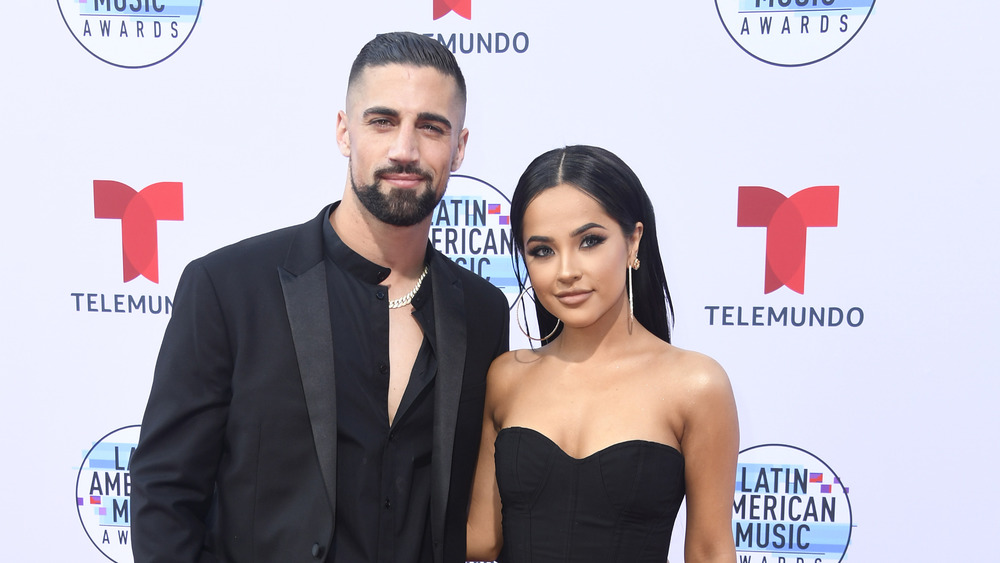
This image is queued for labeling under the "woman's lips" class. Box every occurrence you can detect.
[555,290,591,306]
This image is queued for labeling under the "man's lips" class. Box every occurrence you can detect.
[378,172,430,189]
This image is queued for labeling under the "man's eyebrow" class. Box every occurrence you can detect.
[362,106,399,118]
[417,112,453,130]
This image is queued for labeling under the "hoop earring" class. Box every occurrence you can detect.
[514,286,561,342]
[628,256,640,334]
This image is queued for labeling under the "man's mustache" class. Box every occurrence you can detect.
[374,164,433,183]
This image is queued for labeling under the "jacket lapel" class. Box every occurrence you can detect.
[278,209,338,523]
[277,210,469,550]
[429,253,467,553]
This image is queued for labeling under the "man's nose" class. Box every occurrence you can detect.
[387,127,419,163]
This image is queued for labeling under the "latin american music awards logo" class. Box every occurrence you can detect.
[57,0,203,68]
[76,425,140,563]
[431,174,523,308]
[715,0,877,66]
[734,444,853,563]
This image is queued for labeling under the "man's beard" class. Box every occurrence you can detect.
[350,162,442,227]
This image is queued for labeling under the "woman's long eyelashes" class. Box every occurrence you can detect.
[581,234,607,248]
[527,245,554,258]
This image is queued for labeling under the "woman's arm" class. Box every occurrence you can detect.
[466,357,508,561]
[680,356,740,563]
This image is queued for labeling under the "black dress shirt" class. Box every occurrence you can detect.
[322,211,437,563]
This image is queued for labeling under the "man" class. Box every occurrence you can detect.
[130,32,509,563]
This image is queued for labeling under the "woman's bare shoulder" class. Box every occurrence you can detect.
[652,343,732,398]
[487,347,545,392]
[490,347,545,376]
[491,347,545,369]
[484,347,548,423]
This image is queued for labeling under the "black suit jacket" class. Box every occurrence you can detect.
[131,206,509,563]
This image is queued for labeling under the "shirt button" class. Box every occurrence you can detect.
[311,543,324,559]
[376,290,386,300]
[378,363,388,374]
[384,498,391,509]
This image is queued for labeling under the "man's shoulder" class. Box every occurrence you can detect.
[192,209,325,271]
[199,224,299,264]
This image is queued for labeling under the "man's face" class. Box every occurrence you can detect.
[337,63,468,227]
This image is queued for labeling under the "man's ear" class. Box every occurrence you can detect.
[336,110,351,158]
[451,128,469,172]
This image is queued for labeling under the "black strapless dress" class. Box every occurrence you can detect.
[494,427,685,563]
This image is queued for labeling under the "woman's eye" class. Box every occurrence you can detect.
[581,234,606,248]
[527,245,554,258]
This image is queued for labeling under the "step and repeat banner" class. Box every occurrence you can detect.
[1,1,998,561]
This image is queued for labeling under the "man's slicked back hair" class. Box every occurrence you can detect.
[348,32,466,103]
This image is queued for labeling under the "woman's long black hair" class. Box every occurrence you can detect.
[510,145,674,344]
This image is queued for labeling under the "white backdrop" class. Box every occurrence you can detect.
[2,1,998,561]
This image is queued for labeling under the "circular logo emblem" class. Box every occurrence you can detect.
[715,0,876,66]
[76,425,140,563]
[57,0,202,68]
[734,444,853,562]
[432,174,524,308]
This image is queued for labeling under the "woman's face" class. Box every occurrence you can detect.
[521,184,641,332]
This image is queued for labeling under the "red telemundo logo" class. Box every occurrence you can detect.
[434,0,471,20]
[737,186,839,294]
[94,180,183,283]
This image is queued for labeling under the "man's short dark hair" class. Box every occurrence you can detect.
[349,31,467,103]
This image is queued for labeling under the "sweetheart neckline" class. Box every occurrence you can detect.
[497,426,683,462]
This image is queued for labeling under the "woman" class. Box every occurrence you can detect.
[467,145,739,562]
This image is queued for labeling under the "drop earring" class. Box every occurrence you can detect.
[628,256,640,333]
